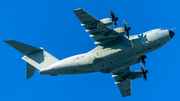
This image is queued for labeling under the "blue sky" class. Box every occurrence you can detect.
[1,0,179,101]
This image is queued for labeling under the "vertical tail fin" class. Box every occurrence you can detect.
[27,63,36,79]
[5,40,60,79]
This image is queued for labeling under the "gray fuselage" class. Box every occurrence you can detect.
[40,29,174,75]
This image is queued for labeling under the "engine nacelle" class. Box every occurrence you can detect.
[105,27,125,37]
[127,71,143,80]
[92,18,113,27]
[113,27,125,34]
[100,18,113,25]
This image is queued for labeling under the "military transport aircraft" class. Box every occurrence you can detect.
[5,8,175,97]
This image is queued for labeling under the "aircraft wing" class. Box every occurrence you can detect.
[73,8,123,45]
[113,66,131,97]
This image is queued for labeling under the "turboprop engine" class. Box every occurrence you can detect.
[93,18,113,27]
[127,71,143,80]
[127,66,148,82]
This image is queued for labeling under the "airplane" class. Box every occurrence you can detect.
[4,8,175,97]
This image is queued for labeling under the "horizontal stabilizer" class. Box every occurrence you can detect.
[5,40,60,78]
[4,40,42,55]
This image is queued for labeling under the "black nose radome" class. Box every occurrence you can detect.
[169,30,175,39]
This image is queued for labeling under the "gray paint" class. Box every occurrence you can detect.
[4,8,175,97]
[40,29,172,75]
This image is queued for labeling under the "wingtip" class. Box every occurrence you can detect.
[73,8,83,12]
[4,40,13,43]
[4,40,16,44]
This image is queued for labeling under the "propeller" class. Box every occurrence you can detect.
[139,55,147,66]
[140,63,148,82]
[110,11,118,27]
[123,20,131,38]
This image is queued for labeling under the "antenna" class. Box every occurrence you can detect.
[169,28,176,30]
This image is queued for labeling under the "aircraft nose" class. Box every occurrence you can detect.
[169,30,175,39]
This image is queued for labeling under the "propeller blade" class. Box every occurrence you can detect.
[110,11,115,18]
[143,73,147,81]
[123,20,127,28]
[142,59,146,66]
[110,11,118,27]
[126,31,129,38]
[139,55,147,66]
[140,63,144,70]
[142,55,147,66]
[140,63,148,82]
[143,70,148,82]
[123,20,131,38]
[114,21,117,28]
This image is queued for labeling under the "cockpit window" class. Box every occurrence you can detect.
[161,29,166,30]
